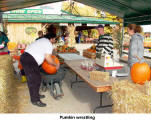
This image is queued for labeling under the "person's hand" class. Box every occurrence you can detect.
[53,56,60,70]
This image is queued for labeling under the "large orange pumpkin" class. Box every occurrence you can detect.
[42,55,59,74]
[131,62,151,85]
[150,68,151,78]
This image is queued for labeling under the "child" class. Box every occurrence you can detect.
[13,49,27,82]
[19,49,27,82]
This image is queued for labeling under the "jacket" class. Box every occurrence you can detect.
[128,33,144,66]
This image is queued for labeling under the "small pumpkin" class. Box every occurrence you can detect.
[92,50,96,53]
[131,62,151,85]
[42,55,59,74]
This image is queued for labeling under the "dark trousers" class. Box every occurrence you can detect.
[20,52,41,102]
[20,69,25,76]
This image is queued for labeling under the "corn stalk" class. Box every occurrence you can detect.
[67,24,76,47]
[112,25,123,57]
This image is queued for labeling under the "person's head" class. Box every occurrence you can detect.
[46,24,56,34]
[44,33,57,44]
[115,24,120,30]
[96,25,104,35]
[65,32,69,37]
[127,24,142,36]
[38,31,43,38]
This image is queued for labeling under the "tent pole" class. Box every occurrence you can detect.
[0,12,3,32]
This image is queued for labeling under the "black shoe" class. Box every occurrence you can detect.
[32,100,46,107]
[40,95,45,99]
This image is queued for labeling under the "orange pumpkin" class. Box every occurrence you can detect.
[131,62,151,85]
[42,55,59,74]
[92,50,96,53]
[150,68,151,79]
[73,49,76,53]
[62,45,68,49]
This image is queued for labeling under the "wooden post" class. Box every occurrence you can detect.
[0,12,3,31]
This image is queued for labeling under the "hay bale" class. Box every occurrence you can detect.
[89,71,109,81]
[111,80,151,113]
[0,54,18,113]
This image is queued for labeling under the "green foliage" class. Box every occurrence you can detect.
[82,30,88,37]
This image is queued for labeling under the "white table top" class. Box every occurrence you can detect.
[58,53,88,61]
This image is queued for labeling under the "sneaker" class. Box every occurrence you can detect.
[40,95,45,99]
[32,100,46,107]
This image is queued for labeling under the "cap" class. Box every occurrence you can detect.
[96,24,104,29]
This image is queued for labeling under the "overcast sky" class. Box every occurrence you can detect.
[141,25,151,32]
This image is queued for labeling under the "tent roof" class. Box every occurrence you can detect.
[3,14,118,24]
[75,0,151,25]
[1,0,151,25]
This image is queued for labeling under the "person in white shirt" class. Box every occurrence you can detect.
[20,33,59,107]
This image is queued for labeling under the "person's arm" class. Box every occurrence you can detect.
[45,54,60,70]
[3,34,9,47]
[52,48,57,55]
[106,38,113,57]
[129,36,138,58]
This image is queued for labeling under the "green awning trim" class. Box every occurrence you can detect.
[3,14,119,24]
[1,0,151,25]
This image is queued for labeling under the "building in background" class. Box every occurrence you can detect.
[2,1,118,46]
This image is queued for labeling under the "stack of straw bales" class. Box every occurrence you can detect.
[0,54,18,113]
[111,80,151,113]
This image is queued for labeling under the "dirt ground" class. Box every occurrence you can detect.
[16,69,112,113]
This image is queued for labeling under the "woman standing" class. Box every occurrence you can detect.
[127,24,144,67]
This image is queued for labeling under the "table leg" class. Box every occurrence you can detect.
[93,92,113,113]
[71,74,84,88]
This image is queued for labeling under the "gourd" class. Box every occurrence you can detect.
[42,55,59,74]
[7,42,17,50]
